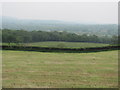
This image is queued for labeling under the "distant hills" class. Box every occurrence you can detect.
[1,16,118,36]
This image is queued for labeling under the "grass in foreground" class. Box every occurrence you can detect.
[2,50,118,88]
[2,41,109,48]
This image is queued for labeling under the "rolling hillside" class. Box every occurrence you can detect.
[2,16,118,36]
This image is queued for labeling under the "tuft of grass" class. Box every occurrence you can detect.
[2,50,118,88]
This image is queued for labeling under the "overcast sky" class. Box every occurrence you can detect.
[1,2,118,24]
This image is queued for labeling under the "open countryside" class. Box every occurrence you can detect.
[2,50,118,88]
[1,2,119,88]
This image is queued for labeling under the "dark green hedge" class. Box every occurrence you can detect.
[1,45,119,53]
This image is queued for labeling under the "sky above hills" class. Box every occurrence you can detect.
[1,2,118,24]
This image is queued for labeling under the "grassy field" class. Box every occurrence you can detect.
[2,41,110,48]
[2,50,118,88]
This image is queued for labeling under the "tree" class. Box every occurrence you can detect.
[111,35,118,44]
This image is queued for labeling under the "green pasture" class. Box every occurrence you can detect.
[2,41,110,48]
[2,50,118,88]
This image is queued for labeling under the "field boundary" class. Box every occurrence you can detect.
[1,45,119,53]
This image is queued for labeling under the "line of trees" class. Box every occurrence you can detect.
[2,29,119,44]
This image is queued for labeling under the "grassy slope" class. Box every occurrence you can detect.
[2,50,118,88]
[2,41,109,48]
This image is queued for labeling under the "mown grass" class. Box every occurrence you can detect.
[2,50,118,88]
[2,41,109,48]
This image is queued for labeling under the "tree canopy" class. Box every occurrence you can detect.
[2,29,118,44]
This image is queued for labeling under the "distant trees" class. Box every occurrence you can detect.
[111,35,118,44]
[2,29,119,45]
